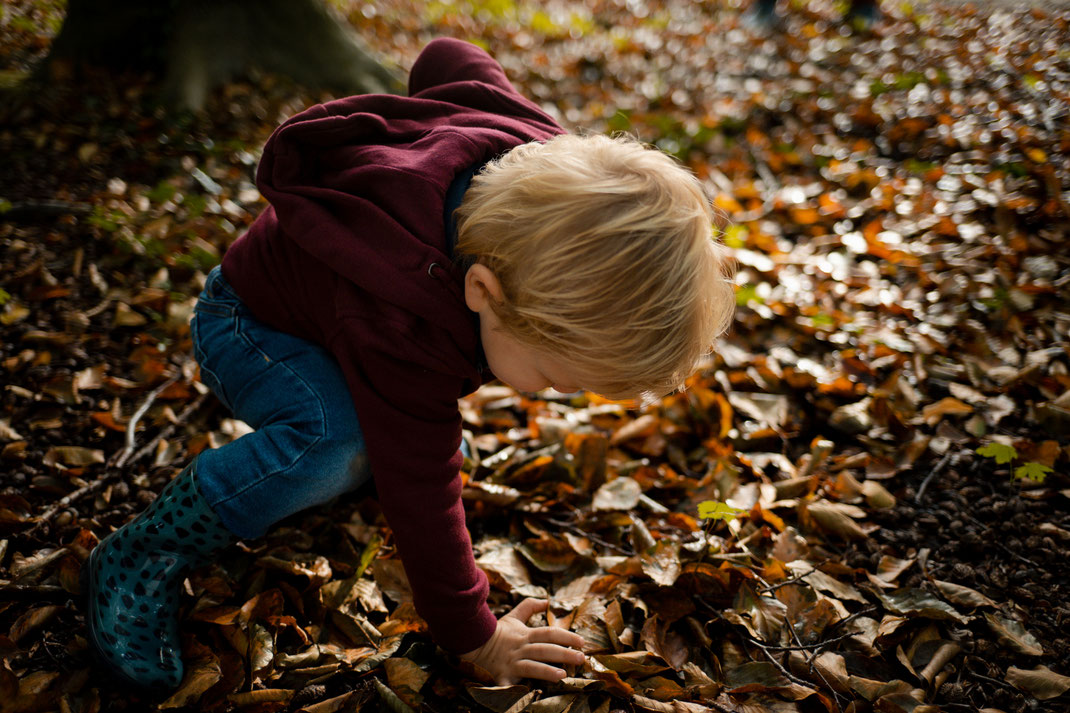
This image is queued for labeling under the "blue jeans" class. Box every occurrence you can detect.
[190,266,370,539]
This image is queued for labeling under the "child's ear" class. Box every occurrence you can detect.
[464,263,505,311]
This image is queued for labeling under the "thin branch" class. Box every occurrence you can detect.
[826,605,880,633]
[752,639,818,691]
[0,583,71,600]
[545,517,635,556]
[114,372,182,469]
[758,568,813,594]
[967,670,1017,691]
[792,619,846,713]
[27,478,112,538]
[915,449,955,503]
[961,514,1041,567]
[759,631,856,652]
[125,392,209,468]
[26,372,207,538]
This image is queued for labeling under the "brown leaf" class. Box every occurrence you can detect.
[804,501,869,540]
[240,588,286,623]
[256,554,332,587]
[984,614,1045,656]
[586,657,635,698]
[591,476,641,511]
[384,657,430,708]
[875,555,915,585]
[728,583,787,642]
[190,605,242,625]
[42,446,105,468]
[299,692,356,713]
[1005,665,1070,700]
[465,685,532,713]
[640,539,681,587]
[477,541,545,597]
[920,397,973,426]
[517,535,577,573]
[933,580,997,609]
[595,651,671,677]
[378,601,428,637]
[159,647,222,708]
[570,596,611,653]
[227,689,294,706]
[877,590,969,624]
[726,660,792,691]
[9,605,62,643]
[0,662,18,704]
[249,622,275,680]
[640,615,689,670]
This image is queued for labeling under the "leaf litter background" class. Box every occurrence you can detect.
[1,0,1069,711]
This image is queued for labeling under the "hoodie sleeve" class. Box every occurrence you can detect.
[409,37,518,97]
[330,320,498,654]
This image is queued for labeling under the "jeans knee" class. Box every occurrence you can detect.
[291,435,368,501]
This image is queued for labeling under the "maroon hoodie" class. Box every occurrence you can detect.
[220,38,564,653]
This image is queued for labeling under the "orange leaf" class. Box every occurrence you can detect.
[921,397,974,426]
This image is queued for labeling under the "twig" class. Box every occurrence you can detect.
[26,374,206,538]
[5,199,93,219]
[967,670,1017,691]
[695,597,846,702]
[545,517,635,556]
[758,568,813,594]
[0,583,71,600]
[27,478,113,538]
[114,373,181,469]
[759,632,856,652]
[914,449,955,503]
[753,639,819,691]
[825,605,880,633]
[961,514,1041,567]
[792,619,846,713]
[125,392,209,468]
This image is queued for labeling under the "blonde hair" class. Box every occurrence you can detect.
[454,133,734,401]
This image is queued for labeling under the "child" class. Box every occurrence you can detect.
[83,37,735,689]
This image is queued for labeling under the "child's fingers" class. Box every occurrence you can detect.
[505,598,548,622]
[520,643,587,666]
[528,625,586,650]
[512,659,568,682]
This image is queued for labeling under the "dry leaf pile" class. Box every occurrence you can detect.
[1,0,1069,712]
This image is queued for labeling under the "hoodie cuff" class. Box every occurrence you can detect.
[432,601,499,654]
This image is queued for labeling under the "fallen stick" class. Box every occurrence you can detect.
[114,372,182,469]
[26,375,207,538]
[914,449,955,503]
[0,583,71,600]
[125,392,209,468]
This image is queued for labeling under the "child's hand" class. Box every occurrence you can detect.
[459,598,586,685]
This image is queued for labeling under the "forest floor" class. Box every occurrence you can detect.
[0,1,1068,712]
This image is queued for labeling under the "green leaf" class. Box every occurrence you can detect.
[976,442,1018,464]
[1013,462,1052,483]
[698,500,744,522]
[735,284,763,307]
[0,288,10,307]
[723,223,749,249]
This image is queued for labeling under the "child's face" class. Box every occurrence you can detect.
[478,307,584,395]
[464,263,587,395]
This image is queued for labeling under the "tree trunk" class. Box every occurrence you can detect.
[46,0,405,110]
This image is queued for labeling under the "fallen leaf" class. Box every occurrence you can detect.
[984,613,1045,655]
[1005,665,1070,700]
[592,476,641,511]
[42,446,105,468]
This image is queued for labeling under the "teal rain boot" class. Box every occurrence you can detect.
[84,460,236,689]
